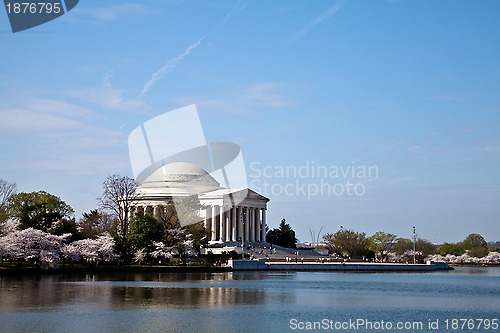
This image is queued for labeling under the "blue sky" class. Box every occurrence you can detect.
[0,0,499,243]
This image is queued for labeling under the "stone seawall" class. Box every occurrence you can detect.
[0,265,232,275]
[229,259,452,272]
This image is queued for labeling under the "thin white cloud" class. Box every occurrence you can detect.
[102,69,113,88]
[430,95,462,101]
[0,98,98,132]
[71,3,153,23]
[65,68,147,112]
[406,145,421,151]
[174,83,295,114]
[381,140,405,152]
[460,145,500,154]
[289,0,349,42]
[386,176,415,185]
[75,66,100,73]
[0,106,83,132]
[0,96,129,176]
[67,87,148,112]
[139,39,203,97]
[224,0,248,22]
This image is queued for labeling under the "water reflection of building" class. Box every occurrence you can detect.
[0,273,273,310]
[104,273,269,307]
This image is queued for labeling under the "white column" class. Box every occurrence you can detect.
[220,205,225,242]
[244,206,250,242]
[225,207,231,241]
[237,206,243,241]
[254,208,260,242]
[211,205,217,241]
[249,207,254,242]
[205,207,211,241]
[261,208,266,242]
[231,206,237,242]
[224,206,230,242]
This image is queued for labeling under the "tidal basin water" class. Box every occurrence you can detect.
[0,267,499,332]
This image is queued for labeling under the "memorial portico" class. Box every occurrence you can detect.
[199,189,269,243]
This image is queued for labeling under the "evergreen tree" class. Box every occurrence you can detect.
[266,219,297,248]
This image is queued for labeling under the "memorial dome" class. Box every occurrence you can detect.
[137,162,220,197]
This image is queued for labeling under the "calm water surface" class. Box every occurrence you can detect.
[0,267,499,332]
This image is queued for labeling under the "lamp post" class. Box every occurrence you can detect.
[412,226,416,264]
[339,225,344,259]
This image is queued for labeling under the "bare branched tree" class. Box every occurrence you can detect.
[0,179,17,222]
[97,175,137,237]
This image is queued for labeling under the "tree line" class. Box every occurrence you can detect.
[257,218,498,264]
[319,228,499,263]
[1,176,498,268]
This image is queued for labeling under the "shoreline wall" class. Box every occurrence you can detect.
[0,260,455,275]
[229,259,452,271]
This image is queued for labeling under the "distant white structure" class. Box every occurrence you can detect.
[132,162,270,243]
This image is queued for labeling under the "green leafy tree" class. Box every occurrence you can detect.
[393,238,413,255]
[468,246,489,258]
[266,219,297,248]
[51,217,81,242]
[184,221,208,255]
[461,233,489,258]
[128,212,165,253]
[392,237,435,261]
[174,195,205,227]
[416,238,435,257]
[205,251,215,266]
[126,197,206,262]
[368,231,398,261]
[489,241,500,252]
[461,233,487,249]
[322,228,367,257]
[437,243,464,256]
[112,237,133,264]
[7,191,74,232]
[78,209,114,239]
[353,247,375,259]
[157,197,207,254]
[157,200,181,247]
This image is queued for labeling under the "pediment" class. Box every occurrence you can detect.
[200,188,269,202]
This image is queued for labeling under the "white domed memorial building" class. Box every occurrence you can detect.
[130,162,270,245]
